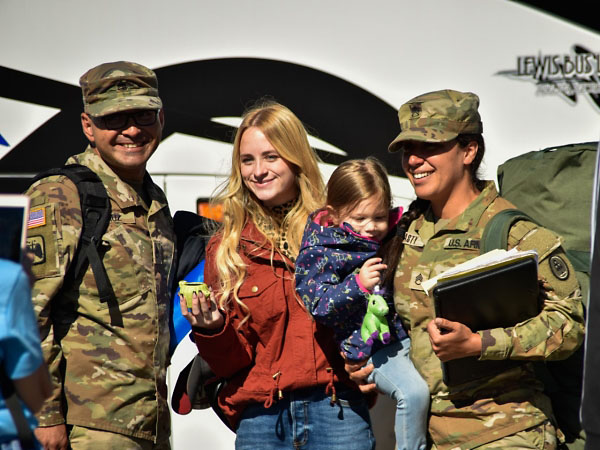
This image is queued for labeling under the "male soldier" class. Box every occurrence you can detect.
[25,61,175,449]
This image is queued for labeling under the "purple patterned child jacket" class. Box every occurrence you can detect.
[295,208,408,361]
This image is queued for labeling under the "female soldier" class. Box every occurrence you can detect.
[179,101,375,450]
[351,89,584,449]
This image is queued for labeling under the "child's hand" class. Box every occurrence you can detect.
[358,257,387,291]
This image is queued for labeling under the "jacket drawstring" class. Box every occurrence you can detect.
[264,371,283,408]
[325,367,337,404]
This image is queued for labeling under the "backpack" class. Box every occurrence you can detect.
[169,211,234,432]
[169,210,217,352]
[481,141,597,449]
[30,164,121,333]
[493,142,596,303]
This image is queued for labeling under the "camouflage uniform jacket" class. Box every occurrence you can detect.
[393,181,585,450]
[25,147,176,442]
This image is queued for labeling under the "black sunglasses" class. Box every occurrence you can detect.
[101,110,159,130]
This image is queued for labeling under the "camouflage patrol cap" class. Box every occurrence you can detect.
[388,89,483,152]
[79,61,162,117]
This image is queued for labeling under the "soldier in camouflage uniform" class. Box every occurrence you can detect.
[349,89,585,449]
[25,62,176,450]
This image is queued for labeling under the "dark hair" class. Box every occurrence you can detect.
[377,198,429,288]
[456,133,486,191]
[380,134,485,287]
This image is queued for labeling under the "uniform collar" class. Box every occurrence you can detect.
[415,181,499,235]
[68,146,168,214]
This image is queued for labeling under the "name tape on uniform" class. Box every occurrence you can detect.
[444,237,480,250]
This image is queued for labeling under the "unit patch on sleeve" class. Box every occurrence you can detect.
[549,255,570,280]
[27,235,46,264]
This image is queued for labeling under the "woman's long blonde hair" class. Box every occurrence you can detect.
[211,101,324,316]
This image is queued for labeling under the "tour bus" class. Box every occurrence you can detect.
[1,1,599,448]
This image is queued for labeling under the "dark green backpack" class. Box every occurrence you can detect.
[490,142,596,302]
[481,141,597,450]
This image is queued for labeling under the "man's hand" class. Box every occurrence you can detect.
[35,424,69,450]
[427,318,482,362]
[358,258,387,291]
[343,357,377,393]
[21,249,36,287]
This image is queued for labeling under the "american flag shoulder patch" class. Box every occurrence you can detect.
[28,207,46,229]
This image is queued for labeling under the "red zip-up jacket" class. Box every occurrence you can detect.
[192,219,354,429]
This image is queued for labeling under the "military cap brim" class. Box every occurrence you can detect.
[85,94,163,117]
[388,128,461,153]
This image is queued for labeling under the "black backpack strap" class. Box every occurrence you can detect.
[0,364,37,450]
[481,209,537,253]
[32,164,122,328]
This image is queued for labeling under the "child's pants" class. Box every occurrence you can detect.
[367,337,430,450]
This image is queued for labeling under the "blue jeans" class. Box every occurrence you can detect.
[235,385,376,450]
[367,337,429,450]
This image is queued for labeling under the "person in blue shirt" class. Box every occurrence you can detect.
[0,258,51,449]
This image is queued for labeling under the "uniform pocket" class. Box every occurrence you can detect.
[80,223,152,307]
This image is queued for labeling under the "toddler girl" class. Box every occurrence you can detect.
[296,157,429,450]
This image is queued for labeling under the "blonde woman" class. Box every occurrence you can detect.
[179,101,375,450]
